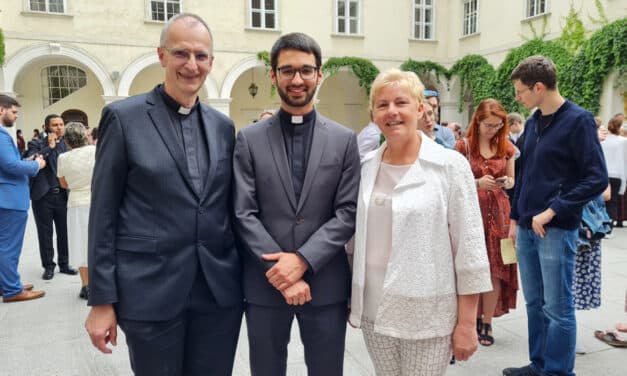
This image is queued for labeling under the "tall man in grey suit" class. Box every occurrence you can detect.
[85,14,243,376]
[233,33,360,376]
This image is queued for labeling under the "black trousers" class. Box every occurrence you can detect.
[118,271,244,376]
[246,302,348,376]
[31,190,69,269]
[607,178,624,227]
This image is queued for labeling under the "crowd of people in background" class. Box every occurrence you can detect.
[1,12,626,376]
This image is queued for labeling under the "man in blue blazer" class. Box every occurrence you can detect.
[84,14,243,376]
[0,95,46,302]
[233,33,360,376]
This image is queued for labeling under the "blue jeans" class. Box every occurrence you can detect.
[517,226,577,376]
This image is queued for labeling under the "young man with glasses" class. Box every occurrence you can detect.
[85,14,243,375]
[233,32,360,376]
[504,55,608,376]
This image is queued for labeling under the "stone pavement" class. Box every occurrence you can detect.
[1,212,625,375]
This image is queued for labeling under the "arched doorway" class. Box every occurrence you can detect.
[62,109,89,127]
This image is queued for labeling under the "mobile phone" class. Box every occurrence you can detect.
[495,176,508,182]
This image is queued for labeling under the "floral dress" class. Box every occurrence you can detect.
[455,139,518,317]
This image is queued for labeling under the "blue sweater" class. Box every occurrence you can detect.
[511,100,608,230]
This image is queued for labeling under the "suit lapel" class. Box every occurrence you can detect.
[297,116,327,213]
[199,106,219,203]
[266,117,298,210]
[145,91,198,198]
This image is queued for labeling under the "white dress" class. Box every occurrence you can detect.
[57,145,96,267]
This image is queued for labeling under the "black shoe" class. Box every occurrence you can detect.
[503,365,541,376]
[79,285,89,300]
[42,268,54,280]
[59,265,78,275]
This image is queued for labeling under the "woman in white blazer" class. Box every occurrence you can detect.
[349,69,492,375]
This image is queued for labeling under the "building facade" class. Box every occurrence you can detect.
[1,0,625,138]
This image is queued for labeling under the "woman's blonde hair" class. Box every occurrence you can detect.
[369,69,425,112]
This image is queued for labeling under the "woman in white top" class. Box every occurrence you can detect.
[57,122,96,300]
[349,69,492,375]
[601,115,627,227]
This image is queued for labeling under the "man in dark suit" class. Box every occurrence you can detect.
[0,95,46,302]
[85,14,243,376]
[24,114,78,280]
[233,33,360,376]
[506,112,526,203]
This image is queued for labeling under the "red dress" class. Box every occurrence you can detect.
[455,139,518,317]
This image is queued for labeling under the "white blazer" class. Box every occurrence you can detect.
[349,133,492,340]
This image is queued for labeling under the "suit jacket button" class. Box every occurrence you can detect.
[296,217,305,225]
[199,208,205,214]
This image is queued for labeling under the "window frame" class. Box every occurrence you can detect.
[335,0,361,35]
[249,0,279,30]
[462,0,479,37]
[41,65,87,108]
[524,0,549,19]
[147,0,182,23]
[412,0,436,40]
[26,0,67,14]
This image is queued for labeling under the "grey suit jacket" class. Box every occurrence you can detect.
[233,112,360,306]
[88,87,242,321]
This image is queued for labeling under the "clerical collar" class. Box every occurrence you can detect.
[157,84,199,116]
[279,108,315,125]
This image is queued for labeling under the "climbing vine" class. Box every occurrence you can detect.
[400,59,450,88]
[449,55,495,111]
[0,29,5,66]
[322,57,379,94]
[561,18,627,114]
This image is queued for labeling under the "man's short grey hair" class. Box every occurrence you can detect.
[159,13,213,53]
[64,122,88,149]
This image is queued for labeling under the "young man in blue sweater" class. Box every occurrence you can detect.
[503,56,608,376]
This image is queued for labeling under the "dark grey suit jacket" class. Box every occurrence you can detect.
[233,112,360,307]
[88,87,242,321]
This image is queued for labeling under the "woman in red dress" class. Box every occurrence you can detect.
[454,98,518,346]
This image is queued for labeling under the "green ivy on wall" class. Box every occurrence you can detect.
[561,18,627,114]
[449,55,495,112]
[400,59,450,88]
[322,57,379,94]
[0,29,5,66]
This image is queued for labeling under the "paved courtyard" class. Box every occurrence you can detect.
[1,212,625,375]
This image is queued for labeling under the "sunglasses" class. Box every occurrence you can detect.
[424,90,439,98]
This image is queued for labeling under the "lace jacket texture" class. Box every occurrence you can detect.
[349,133,492,340]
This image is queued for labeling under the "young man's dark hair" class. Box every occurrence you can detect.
[44,114,62,131]
[0,94,20,109]
[270,32,322,71]
[510,55,557,90]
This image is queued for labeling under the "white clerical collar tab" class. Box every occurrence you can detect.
[291,115,303,124]
[178,106,191,115]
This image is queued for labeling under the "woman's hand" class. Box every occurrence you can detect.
[452,322,478,361]
[476,175,498,190]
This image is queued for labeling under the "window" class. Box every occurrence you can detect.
[150,0,180,22]
[29,0,65,13]
[526,0,548,18]
[41,65,87,107]
[336,0,360,34]
[462,0,478,36]
[413,0,435,40]
[250,0,277,29]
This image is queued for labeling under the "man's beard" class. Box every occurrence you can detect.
[1,114,14,127]
[276,84,316,109]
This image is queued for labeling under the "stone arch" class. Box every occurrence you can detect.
[3,42,115,97]
[117,52,219,98]
[220,56,265,99]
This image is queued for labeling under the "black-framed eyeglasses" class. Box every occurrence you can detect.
[276,65,319,80]
[162,47,213,64]
[514,83,535,97]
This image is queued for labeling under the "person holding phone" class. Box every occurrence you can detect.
[454,98,518,347]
